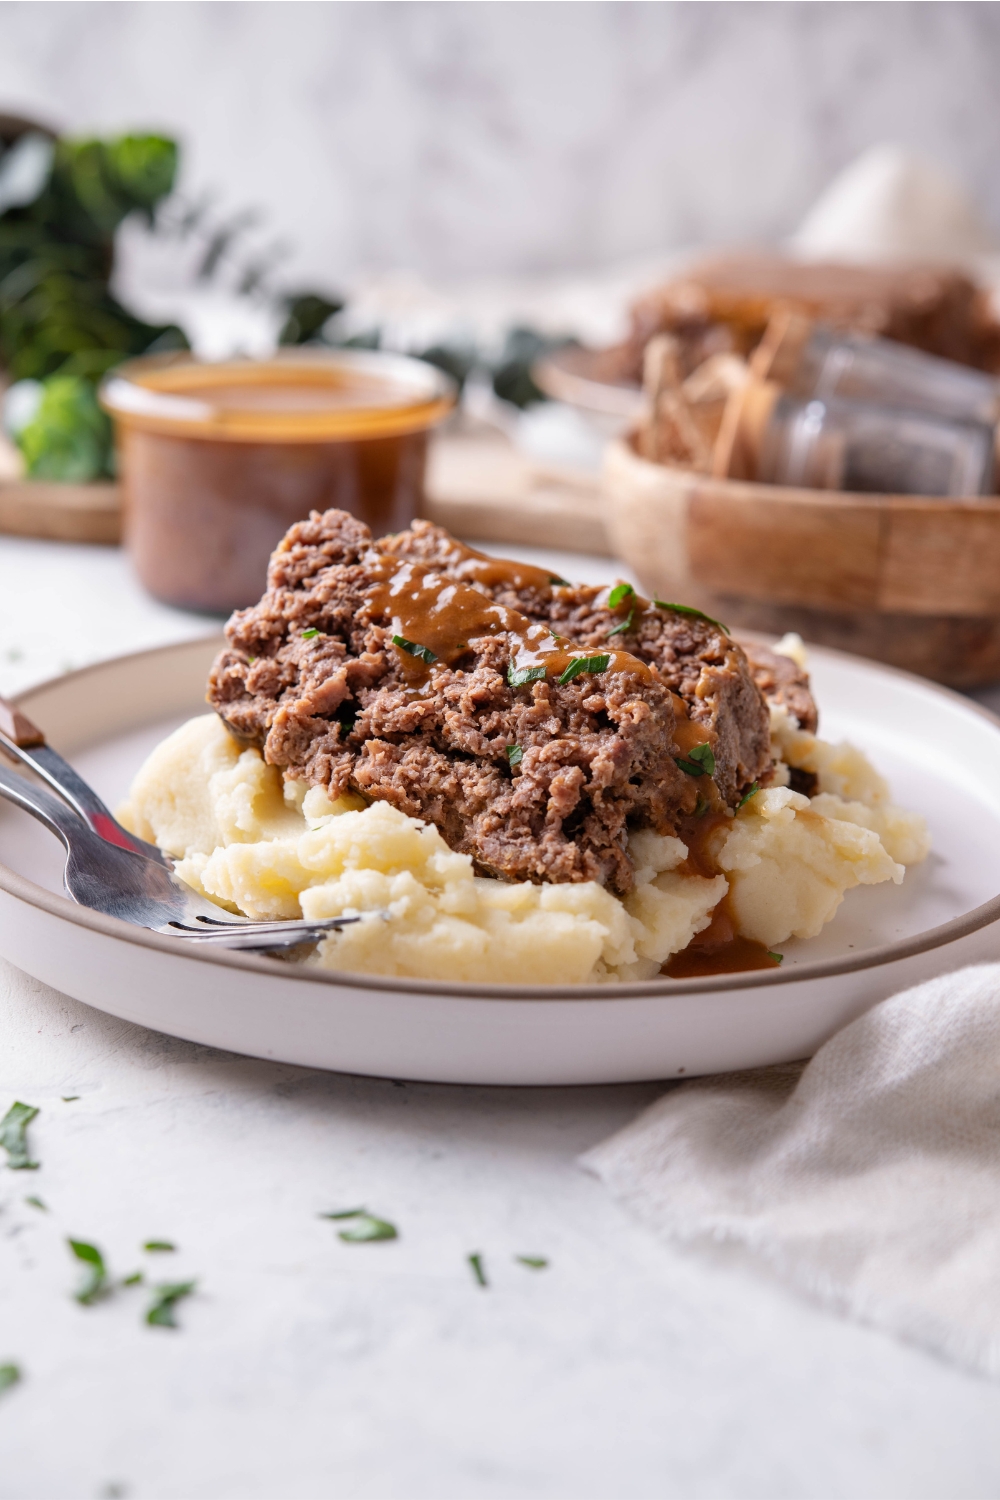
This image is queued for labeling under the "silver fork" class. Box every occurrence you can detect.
[0,692,170,866]
[0,704,359,951]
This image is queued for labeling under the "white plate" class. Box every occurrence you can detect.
[1,637,999,1085]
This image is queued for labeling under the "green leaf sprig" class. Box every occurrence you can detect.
[557,654,610,686]
[767,951,784,965]
[391,634,437,665]
[508,663,547,689]
[0,1102,39,1170]
[506,745,523,767]
[468,1252,488,1287]
[607,583,635,610]
[676,742,716,778]
[654,600,729,634]
[606,611,635,638]
[738,783,760,809]
[300,627,320,640]
[146,1281,197,1329]
[68,1239,107,1305]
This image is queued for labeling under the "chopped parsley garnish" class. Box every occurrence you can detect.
[550,576,571,587]
[607,583,635,610]
[0,1101,39,1170]
[738,782,760,809]
[247,657,256,665]
[606,610,634,638]
[506,744,523,767]
[24,1195,46,1211]
[468,1252,488,1287]
[654,600,729,634]
[146,1280,197,1329]
[121,1272,143,1286]
[68,1239,107,1305]
[508,663,547,689]
[676,742,716,778]
[325,1208,398,1242]
[61,1095,79,1102]
[767,951,784,964]
[557,653,610,685]
[143,1241,176,1253]
[392,634,437,665]
[515,1255,549,1269]
[300,627,320,640]
[0,1364,21,1398]
[694,794,709,818]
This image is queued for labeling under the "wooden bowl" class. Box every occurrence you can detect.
[603,435,1000,688]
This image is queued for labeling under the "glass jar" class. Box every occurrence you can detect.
[719,379,996,496]
[765,392,996,496]
[754,311,1000,426]
[102,349,456,613]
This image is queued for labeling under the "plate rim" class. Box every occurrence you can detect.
[2,635,999,1004]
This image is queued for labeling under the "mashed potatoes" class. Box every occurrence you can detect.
[119,703,929,985]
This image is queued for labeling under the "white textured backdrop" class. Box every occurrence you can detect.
[0,2,999,289]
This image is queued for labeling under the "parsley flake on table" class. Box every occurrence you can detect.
[0,1102,39,1170]
[738,782,760,809]
[300,627,320,640]
[468,1252,488,1287]
[0,1364,21,1398]
[505,744,523,767]
[515,1255,549,1269]
[68,1239,107,1305]
[24,1195,46,1211]
[318,1206,367,1220]
[654,600,729,634]
[507,663,547,689]
[143,1241,176,1253]
[676,742,716,778]
[337,1212,398,1243]
[121,1272,143,1287]
[146,1280,197,1329]
[557,653,610,686]
[61,1095,79,1102]
[391,634,437,665]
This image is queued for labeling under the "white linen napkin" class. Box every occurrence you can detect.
[583,964,1000,1377]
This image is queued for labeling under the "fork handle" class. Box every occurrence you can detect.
[0,705,166,865]
[0,759,86,849]
[0,693,45,749]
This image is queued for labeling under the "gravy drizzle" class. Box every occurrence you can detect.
[663,807,781,978]
[365,556,652,688]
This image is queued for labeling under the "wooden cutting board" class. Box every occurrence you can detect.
[0,431,609,554]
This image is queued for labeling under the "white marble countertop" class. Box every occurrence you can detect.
[3,532,1000,1500]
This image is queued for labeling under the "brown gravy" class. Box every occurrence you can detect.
[365,557,653,688]
[434,537,567,596]
[663,894,782,978]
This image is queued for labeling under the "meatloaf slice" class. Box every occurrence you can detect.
[735,637,818,734]
[208,509,697,894]
[379,522,772,806]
